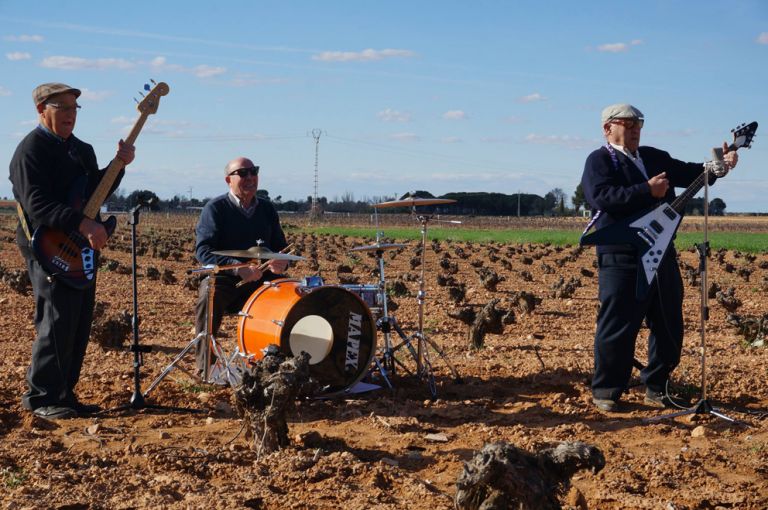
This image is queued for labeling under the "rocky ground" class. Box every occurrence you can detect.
[0,212,767,509]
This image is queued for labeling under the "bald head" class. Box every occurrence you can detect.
[224,156,254,176]
[224,156,259,205]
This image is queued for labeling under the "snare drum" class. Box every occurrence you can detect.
[237,279,376,395]
[340,284,382,317]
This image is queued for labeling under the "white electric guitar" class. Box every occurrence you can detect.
[580,121,758,299]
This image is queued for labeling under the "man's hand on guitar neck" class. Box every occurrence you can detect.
[115,139,135,165]
[79,218,108,250]
[722,142,738,170]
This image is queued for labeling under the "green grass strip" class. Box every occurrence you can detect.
[290,226,768,253]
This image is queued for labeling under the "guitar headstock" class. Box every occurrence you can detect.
[136,80,169,116]
[730,121,758,150]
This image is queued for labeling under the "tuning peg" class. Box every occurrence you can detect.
[144,83,151,91]
[150,79,157,85]
[133,97,139,104]
[139,91,145,97]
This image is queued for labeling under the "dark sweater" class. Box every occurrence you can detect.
[581,145,705,254]
[9,126,123,258]
[195,193,288,266]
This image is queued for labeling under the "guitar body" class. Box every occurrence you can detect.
[580,202,682,299]
[31,216,116,290]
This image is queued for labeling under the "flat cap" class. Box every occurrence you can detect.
[601,103,643,124]
[32,82,81,106]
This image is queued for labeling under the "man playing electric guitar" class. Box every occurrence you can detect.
[9,83,135,420]
[580,103,738,413]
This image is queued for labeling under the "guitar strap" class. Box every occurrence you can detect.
[15,202,33,242]
[579,143,619,242]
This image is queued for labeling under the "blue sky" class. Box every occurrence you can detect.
[1,1,766,211]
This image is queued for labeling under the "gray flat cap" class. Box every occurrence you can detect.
[32,82,81,106]
[601,103,643,124]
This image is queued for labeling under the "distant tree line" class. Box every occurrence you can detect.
[104,184,728,217]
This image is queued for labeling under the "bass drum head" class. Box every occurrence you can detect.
[282,286,376,395]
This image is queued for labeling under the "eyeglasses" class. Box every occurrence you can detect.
[46,102,81,113]
[228,166,260,178]
[610,118,644,129]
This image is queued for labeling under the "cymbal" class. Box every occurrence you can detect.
[349,242,408,253]
[212,247,306,261]
[373,197,457,208]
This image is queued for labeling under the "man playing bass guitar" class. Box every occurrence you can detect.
[10,82,135,420]
[581,103,738,413]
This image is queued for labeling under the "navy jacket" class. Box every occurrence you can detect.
[581,145,705,254]
[195,194,288,267]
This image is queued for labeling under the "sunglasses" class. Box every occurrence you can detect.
[610,118,644,129]
[228,166,260,178]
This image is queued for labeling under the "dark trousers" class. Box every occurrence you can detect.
[193,272,281,371]
[592,251,684,401]
[22,257,96,410]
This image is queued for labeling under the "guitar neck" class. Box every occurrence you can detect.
[81,112,149,219]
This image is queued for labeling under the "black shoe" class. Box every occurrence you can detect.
[71,401,102,415]
[644,389,684,409]
[32,405,77,420]
[592,397,618,412]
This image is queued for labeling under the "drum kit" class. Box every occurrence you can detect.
[145,197,461,399]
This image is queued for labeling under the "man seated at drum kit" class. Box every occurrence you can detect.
[193,156,290,374]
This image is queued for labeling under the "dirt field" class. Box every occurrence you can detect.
[1,212,767,509]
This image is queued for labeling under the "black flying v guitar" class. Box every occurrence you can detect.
[580,121,758,299]
[31,81,169,289]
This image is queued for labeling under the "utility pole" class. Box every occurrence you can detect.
[310,129,323,221]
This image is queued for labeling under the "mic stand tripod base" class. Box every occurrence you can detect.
[643,398,745,425]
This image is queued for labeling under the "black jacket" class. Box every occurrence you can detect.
[581,145,704,254]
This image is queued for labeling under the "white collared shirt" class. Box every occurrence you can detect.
[609,143,648,179]
[228,191,258,217]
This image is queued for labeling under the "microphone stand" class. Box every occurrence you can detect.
[108,200,201,415]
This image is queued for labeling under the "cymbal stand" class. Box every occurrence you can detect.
[645,150,742,425]
[395,211,462,398]
[143,263,247,397]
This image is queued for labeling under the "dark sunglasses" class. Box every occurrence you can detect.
[228,166,260,178]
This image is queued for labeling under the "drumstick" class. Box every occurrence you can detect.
[236,245,295,287]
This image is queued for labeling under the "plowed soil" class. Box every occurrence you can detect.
[1,212,766,509]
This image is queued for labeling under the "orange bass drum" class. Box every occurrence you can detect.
[237,278,376,395]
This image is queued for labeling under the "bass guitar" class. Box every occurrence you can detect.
[580,121,758,299]
[31,81,169,289]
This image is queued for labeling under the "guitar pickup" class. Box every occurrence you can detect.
[637,230,655,247]
[649,220,664,234]
[663,206,677,221]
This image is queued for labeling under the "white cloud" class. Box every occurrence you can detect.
[440,136,462,143]
[312,48,416,62]
[0,86,12,96]
[193,64,226,78]
[504,115,525,124]
[758,32,768,44]
[389,132,421,142]
[6,52,31,61]
[229,75,288,87]
[79,88,113,102]
[4,34,44,42]
[442,110,467,120]
[41,55,136,70]
[518,93,547,103]
[150,56,226,78]
[377,108,411,122]
[523,133,591,149]
[597,39,642,53]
